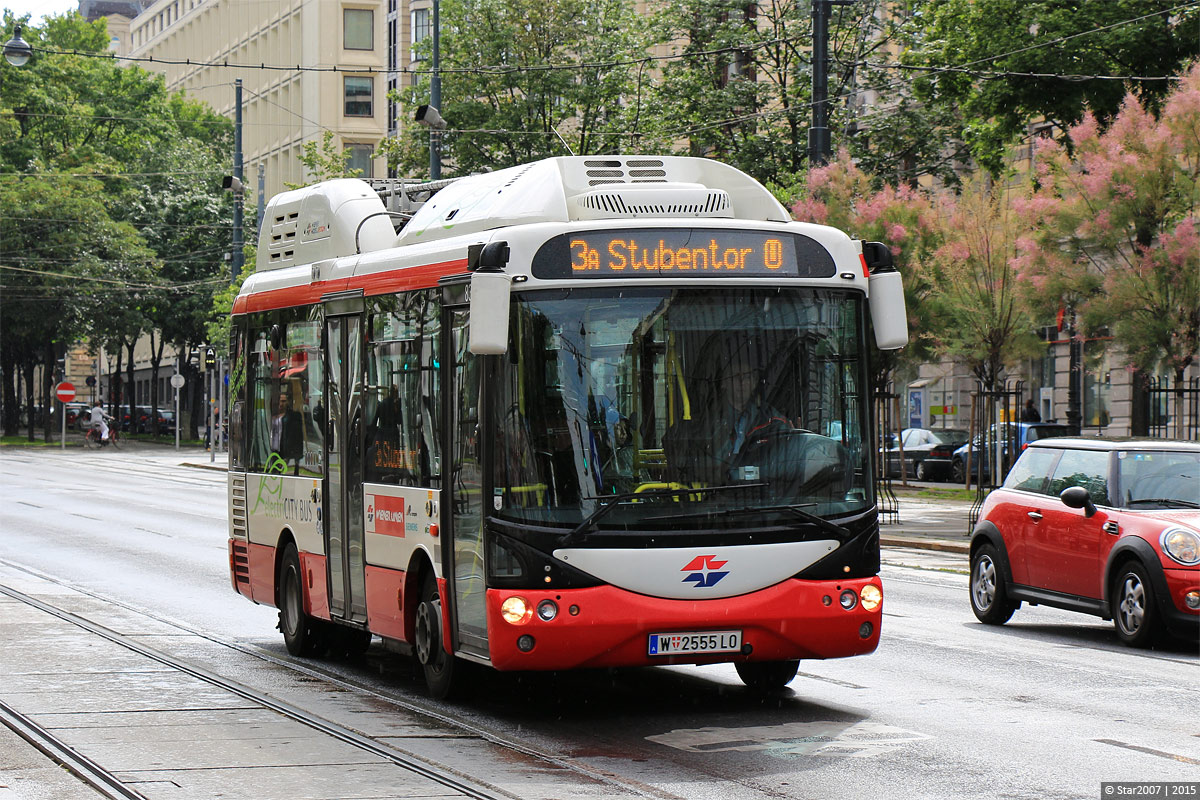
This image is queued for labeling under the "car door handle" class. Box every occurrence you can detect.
[1027,511,1043,521]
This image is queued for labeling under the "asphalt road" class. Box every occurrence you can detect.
[1,446,1196,800]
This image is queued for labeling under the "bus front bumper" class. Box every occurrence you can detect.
[484,576,882,671]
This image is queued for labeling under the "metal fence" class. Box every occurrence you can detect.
[874,387,899,523]
[965,381,1026,531]
[1144,376,1199,442]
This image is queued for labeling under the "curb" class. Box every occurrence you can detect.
[881,536,969,555]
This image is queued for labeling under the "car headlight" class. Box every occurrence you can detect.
[1161,528,1200,566]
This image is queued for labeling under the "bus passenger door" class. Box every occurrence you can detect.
[325,311,368,625]
[443,305,488,657]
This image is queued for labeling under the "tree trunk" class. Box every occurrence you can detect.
[41,339,55,443]
[23,361,35,442]
[149,334,165,436]
[2,347,18,436]
[125,339,137,435]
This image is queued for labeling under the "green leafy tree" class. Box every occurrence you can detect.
[910,0,1200,174]
[922,175,1044,393]
[382,0,652,177]
[2,13,236,437]
[0,173,155,439]
[291,130,362,188]
[649,0,894,185]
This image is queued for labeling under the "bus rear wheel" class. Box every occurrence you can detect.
[414,573,459,699]
[735,659,800,692]
[279,544,325,657]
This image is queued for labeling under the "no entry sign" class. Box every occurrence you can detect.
[55,382,76,403]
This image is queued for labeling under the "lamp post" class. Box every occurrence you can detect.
[3,26,33,67]
[422,0,443,179]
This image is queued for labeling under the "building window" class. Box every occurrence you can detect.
[1083,341,1111,429]
[344,8,373,50]
[346,144,375,178]
[344,76,374,117]
[411,7,430,45]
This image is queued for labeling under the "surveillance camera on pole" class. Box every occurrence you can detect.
[415,105,447,131]
[3,26,33,67]
[222,175,245,196]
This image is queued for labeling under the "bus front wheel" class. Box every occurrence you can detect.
[279,544,325,657]
[735,659,800,692]
[414,573,459,699]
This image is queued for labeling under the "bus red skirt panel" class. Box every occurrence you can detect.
[484,576,882,672]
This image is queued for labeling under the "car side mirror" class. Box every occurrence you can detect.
[1060,486,1096,518]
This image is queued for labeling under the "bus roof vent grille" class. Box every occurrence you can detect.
[584,158,667,184]
[573,184,732,220]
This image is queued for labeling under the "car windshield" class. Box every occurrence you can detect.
[1117,450,1200,509]
[1026,425,1073,442]
[491,287,871,530]
[930,429,969,444]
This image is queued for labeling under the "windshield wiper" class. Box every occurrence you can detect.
[645,503,850,538]
[559,483,768,547]
[1127,498,1200,509]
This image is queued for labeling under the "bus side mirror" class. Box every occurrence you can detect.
[868,268,908,350]
[469,237,511,355]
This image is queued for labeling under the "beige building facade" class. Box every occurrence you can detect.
[123,0,404,199]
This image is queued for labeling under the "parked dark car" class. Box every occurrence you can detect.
[883,427,970,481]
[121,405,151,432]
[138,408,176,434]
[969,437,1199,647]
[951,422,1074,483]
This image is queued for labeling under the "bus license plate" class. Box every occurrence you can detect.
[648,630,742,656]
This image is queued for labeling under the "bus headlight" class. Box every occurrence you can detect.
[860,584,882,612]
[500,596,532,625]
[839,589,858,610]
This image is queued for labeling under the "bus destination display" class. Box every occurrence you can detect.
[531,229,836,280]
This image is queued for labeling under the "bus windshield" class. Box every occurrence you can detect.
[491,287,870,529]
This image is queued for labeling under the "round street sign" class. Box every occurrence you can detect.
[170,373,186,389]
[55,382,76,403]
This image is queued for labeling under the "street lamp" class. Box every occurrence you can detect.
[416,0,443,179]
[4,26,33,67]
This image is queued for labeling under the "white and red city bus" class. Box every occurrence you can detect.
[227,155,908,697]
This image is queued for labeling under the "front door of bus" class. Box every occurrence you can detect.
[325,312,367,624]
[445,306,488,656]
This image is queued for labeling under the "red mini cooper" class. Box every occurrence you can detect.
[969,438,1199,647]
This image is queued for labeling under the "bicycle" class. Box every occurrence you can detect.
[84,424,121,449]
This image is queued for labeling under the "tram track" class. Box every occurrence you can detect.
[0,565,679,800]
[0,698,149,800]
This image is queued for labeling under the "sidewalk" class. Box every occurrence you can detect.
[879,492,974,555]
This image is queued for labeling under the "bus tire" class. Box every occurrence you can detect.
[735,659,799,692]
[279,544,325,657]
[414,572,459,699]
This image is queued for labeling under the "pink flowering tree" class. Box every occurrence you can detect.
[1020,64,1200,435]
[921,176,1045,394]
[791,151,940,393]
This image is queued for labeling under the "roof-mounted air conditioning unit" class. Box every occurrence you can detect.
[572,183,733,220]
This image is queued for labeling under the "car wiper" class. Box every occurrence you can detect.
[559,483,768,547]
[644,503,850,538]
[1127,498,1200,509]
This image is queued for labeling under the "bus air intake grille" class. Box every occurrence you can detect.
[230,475,248,539]
[231,541,250,585]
